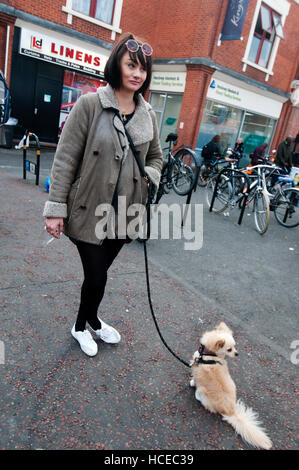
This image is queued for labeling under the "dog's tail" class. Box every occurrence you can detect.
[223,399,272,450]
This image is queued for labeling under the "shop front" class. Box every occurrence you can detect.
[149,69,186,151]
[196,71,285,162]
[10,22,109,143]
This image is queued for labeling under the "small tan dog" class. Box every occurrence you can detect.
[190,322,272,450]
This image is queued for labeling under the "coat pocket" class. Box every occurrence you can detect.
[67,176,81,221]
[141,176,149,205]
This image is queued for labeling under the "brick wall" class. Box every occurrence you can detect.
[5,0,298,94]
[1,0,298,144]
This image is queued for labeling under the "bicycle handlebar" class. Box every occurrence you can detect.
[245,164,280,171]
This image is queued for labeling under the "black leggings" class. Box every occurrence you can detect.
[70,238,127,331]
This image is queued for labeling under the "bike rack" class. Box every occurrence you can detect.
[209,167,250,226]
[22,131,41,186]
[181,150,201,227]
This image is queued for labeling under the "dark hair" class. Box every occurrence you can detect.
[212,135,221,143]
[104,33,152,102]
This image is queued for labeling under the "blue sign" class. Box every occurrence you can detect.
[221,0,249,40]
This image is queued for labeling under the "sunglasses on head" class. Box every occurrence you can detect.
[125,39,153,56]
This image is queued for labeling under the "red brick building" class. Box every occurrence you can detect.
[0,0,298,159]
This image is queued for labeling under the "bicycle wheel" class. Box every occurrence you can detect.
[174,148,197,171]
[274,187,299,228]
[253,189,270,235]
[206,175,231,213]
[197,164,209,187]
[172,162,194,195]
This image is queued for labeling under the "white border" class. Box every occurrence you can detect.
[62,0,123,40]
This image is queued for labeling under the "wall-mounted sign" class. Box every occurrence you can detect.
[150,72,186,92]
[19,28,108,76]
[220,0,250,40]
[207,78,283,118]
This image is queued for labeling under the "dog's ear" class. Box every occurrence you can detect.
[215,339,225,350]
[217,322,232,334]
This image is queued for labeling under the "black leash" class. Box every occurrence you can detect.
[142,239,191,368]
[123,118,220,368]
[143,240,222,368]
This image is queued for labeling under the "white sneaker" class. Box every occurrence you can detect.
[71,325,98,356]
[91,318,121,344]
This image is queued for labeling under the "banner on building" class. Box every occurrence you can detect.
[220,0,249,40]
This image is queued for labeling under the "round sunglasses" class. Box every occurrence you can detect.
[125,39,153,56]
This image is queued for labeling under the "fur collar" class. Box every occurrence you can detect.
[97,84,154,146]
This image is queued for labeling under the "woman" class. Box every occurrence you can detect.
[43,33,163,357]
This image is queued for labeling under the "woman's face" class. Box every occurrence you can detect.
[119,51,147,94]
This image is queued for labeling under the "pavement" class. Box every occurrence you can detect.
[0,146,298,451]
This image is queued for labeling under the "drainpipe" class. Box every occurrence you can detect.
[4,24,10,79]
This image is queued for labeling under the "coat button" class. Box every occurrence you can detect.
[115,155,120,160]
[93,150,99,156]
[133,176,138,182]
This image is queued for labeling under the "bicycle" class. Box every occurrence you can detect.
[197,148,240,188]
[269,175,299,228]
[207,164,272,235]
[155,132,195,203]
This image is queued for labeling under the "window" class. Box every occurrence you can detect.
[149,92,183,152]
[196,100,277,160]
[242,0,290,80]
[248,3,284,69]
[62,0,122,39]
[239,112,276,156]
[72,0,115,24]
[196,100,243,155]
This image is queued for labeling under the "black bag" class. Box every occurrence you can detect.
[201,144,210,159]
[202,142,215,160]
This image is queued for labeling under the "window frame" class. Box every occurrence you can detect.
[242,0,290,81]
[249,3,282,69]
[62,0,123,40]
[72,0,116,25]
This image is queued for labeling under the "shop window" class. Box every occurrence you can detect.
[62,0,122,39]
[248,4,284,69]
[149,92,183,153]
[59,70,106,137]
[196,100,243,155]
[242,0,289,81]
[196,100,277,161]
[239,112,276,156]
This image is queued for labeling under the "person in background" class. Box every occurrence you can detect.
[292,133,299,167]
[275,136,293,173]
[233,137,244,168]
[250,142,268,166]
[202,135,222,164]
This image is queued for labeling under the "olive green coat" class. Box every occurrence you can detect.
[43,85,163,244]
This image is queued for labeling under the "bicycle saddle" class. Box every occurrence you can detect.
[165,132,178,142]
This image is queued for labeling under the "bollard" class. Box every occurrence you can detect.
[22,131,41,185]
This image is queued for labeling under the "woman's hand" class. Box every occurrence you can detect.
[45,217,64,239]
